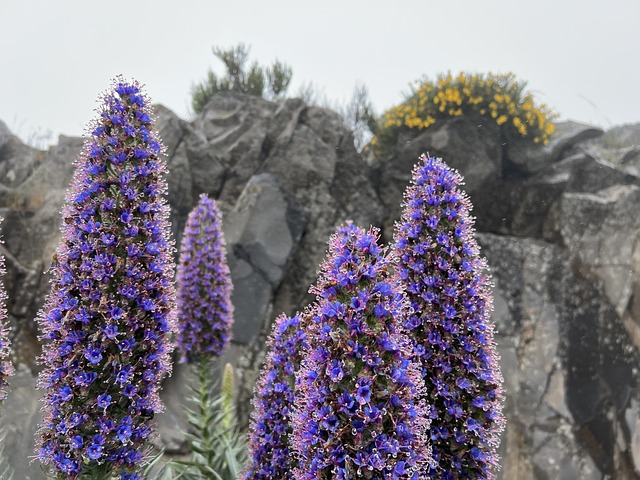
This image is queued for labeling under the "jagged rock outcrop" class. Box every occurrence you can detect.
[481,233,637,479]
[1,93,640,478]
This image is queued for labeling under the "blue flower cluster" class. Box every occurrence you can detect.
[244,312,310,479]
[394,154,505,479]
[35,78,176,479]
[176,194,233,362]
[292,224,431,480]
[0,219,14,402]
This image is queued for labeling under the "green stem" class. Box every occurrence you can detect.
[196,359,214,467]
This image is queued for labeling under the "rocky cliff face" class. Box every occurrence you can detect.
[375,118,640,479]
[1,94,640,479]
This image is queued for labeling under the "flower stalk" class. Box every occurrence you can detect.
[35,78,176,479]
[244,311,310,480]
[293,223,431,479]
[394,153,505,479]
[176,194,233,363]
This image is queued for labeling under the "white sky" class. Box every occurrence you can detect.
[2,0,639,147]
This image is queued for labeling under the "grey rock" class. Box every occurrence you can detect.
[0,134,42,189]
[226,173,297,287]
[479,234,567,478]
[155,362,191,454]
[479,232,639,478]
[492,288,514,336]
[166,141,193,241]
[554,185,640,316]
[505,141,553,175]
[194,93,276,203]
[228,255,273,345]
[579,122,640,168]
[473,150,640,242]
[544,367,572,419]
[501,172,568,239]
[549,120,604,161]
[549,153,638,194]
[184,136,226,201]
[375,116,502,237]
[300,105,346,149]
[44,135,83,190]
[0,366,45,479]
[531,422,602,480]
[153,104,186,159]
[504,152,638,240]
[505,120,602,173]
[632,413,640,476]
[265,98,306,148]
[331,133,385,230]
[621,148,640,171]
[605,123,640,149]
[0,119,10,142]
[494,337,524,479]
[262,121,338,201]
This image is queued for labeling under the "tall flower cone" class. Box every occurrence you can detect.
[394,153,505,479]
[175,193,233,363]
[35,78,176,480]
[173,194,240,479]
[244,311,310,479]
[293,223,431,480]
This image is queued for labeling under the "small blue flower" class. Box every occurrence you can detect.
[134,148,150,159]
[135,111,151,124]
[58,386,73,402]
[120,210,133,224]
[87,444,103,460]
[70,436,83,449]
[97,394,112,408]
[83,346,103,364]
[74,371,97,387]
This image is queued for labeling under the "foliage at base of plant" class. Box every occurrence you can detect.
[372,71,557,157]
[161,360,246,480]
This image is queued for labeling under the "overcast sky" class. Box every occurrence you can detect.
[2,0,639,147]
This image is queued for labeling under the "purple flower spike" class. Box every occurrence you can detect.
[292,223,431,480]
[244,311,310,480]
[0,219,15,402]
[394,154,505,479]
[35,78,176,479]
[176,194,233,362]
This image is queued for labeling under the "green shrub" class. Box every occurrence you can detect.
[191,44,292,113]
[147,363,246,480]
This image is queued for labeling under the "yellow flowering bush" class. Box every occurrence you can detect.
[372,71,557,156]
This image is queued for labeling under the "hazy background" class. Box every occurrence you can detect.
[2,0,638,146]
